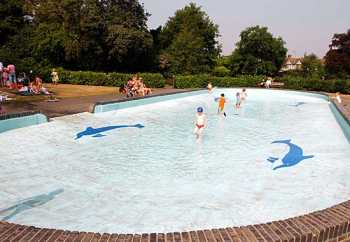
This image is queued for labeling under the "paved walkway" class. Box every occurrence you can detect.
[330,94,350,121]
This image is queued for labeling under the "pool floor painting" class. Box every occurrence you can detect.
[0,89,349,234]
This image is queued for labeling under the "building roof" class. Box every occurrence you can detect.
[284,55,303,65]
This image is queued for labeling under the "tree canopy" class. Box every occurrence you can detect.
[0,0,25,46]
[1,0,154,72]
[159,3,221,75]
[229,26,287,76]
[325,29,350,78]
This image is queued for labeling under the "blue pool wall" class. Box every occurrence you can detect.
[0,112,48,133]
[93,90,207,113]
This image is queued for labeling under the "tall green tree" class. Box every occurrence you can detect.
[0,0,36,70]
[0,0,25,46]
[25,0,153,72]
[159,3,221,74]
[229,26,287,76]
[302,53,325,79]
[325,29,350,78]
[103,0,153,71]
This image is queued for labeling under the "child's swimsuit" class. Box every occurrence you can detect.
[196,124,204,129]
[219,97,225,110]
[196,114,205,129]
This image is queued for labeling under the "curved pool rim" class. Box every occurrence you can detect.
[0,89,350,242]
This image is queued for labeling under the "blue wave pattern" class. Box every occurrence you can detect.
[75,124,145,139]
[267,139,314,170]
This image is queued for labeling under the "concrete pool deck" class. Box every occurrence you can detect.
[0,89,350,241]
[0,84,192,118]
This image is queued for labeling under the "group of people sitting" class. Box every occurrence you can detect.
[119,75,152,98]
[16,74,51,96]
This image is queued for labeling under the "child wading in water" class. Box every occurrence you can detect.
[235,92,241,109]
[207,82,213,93]
[194,107,206,139]
[240,88,247,103]
[217,93,227,117]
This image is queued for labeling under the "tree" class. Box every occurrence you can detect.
[159,3,221,74]
[212,56,231,76]
[229,26,287,76]
[0,0,25,46]
[301,53,325,79]
[103,0,154,72]
[24,0,153,72]
[0,0,37,70]
[325,29,350,77]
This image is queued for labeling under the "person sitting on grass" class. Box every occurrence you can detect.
[121,75,152,98]
[119,85,127,95]
[29,81,39,94]
[34,76,50,95]
[143,82,152,96]
[18,85,31,96]
[126,78,136,97]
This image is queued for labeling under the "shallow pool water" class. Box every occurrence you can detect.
[0,89,349,233]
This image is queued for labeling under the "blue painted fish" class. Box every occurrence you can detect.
[289,102,306,107]
[75,124,145,140]
[0,189,64,221]
[267,139,314,170]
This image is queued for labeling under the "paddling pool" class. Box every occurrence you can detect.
[0,89,349,234]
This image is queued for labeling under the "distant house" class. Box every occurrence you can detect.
[280,55,303,72]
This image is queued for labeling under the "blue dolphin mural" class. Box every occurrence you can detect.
[0,189,64,221]
[267,139,314,170]
[289,102,306,107]
[75,124,145,139]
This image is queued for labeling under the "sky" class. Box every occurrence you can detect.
[140,0,350,57]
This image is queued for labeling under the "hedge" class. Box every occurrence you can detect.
[174,74,265,88]
[280,76,350,94]
[37,69,166,88]
[34,68,350,94]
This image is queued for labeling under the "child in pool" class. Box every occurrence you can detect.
[240,88,247,102]
[235,92,241,109]
[194,107,207,138]
[207,82,213,93]
[217,93,227,117]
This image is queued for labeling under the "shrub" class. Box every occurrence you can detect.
[212,66,230,77]
[36,69,165,88]
[280,76,350,94]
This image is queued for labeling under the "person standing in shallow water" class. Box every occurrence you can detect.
[240,88,247,103]
[235,92,241,109]
[194,107,207,139]
[217,93,227,117]
[207,82,213,93]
